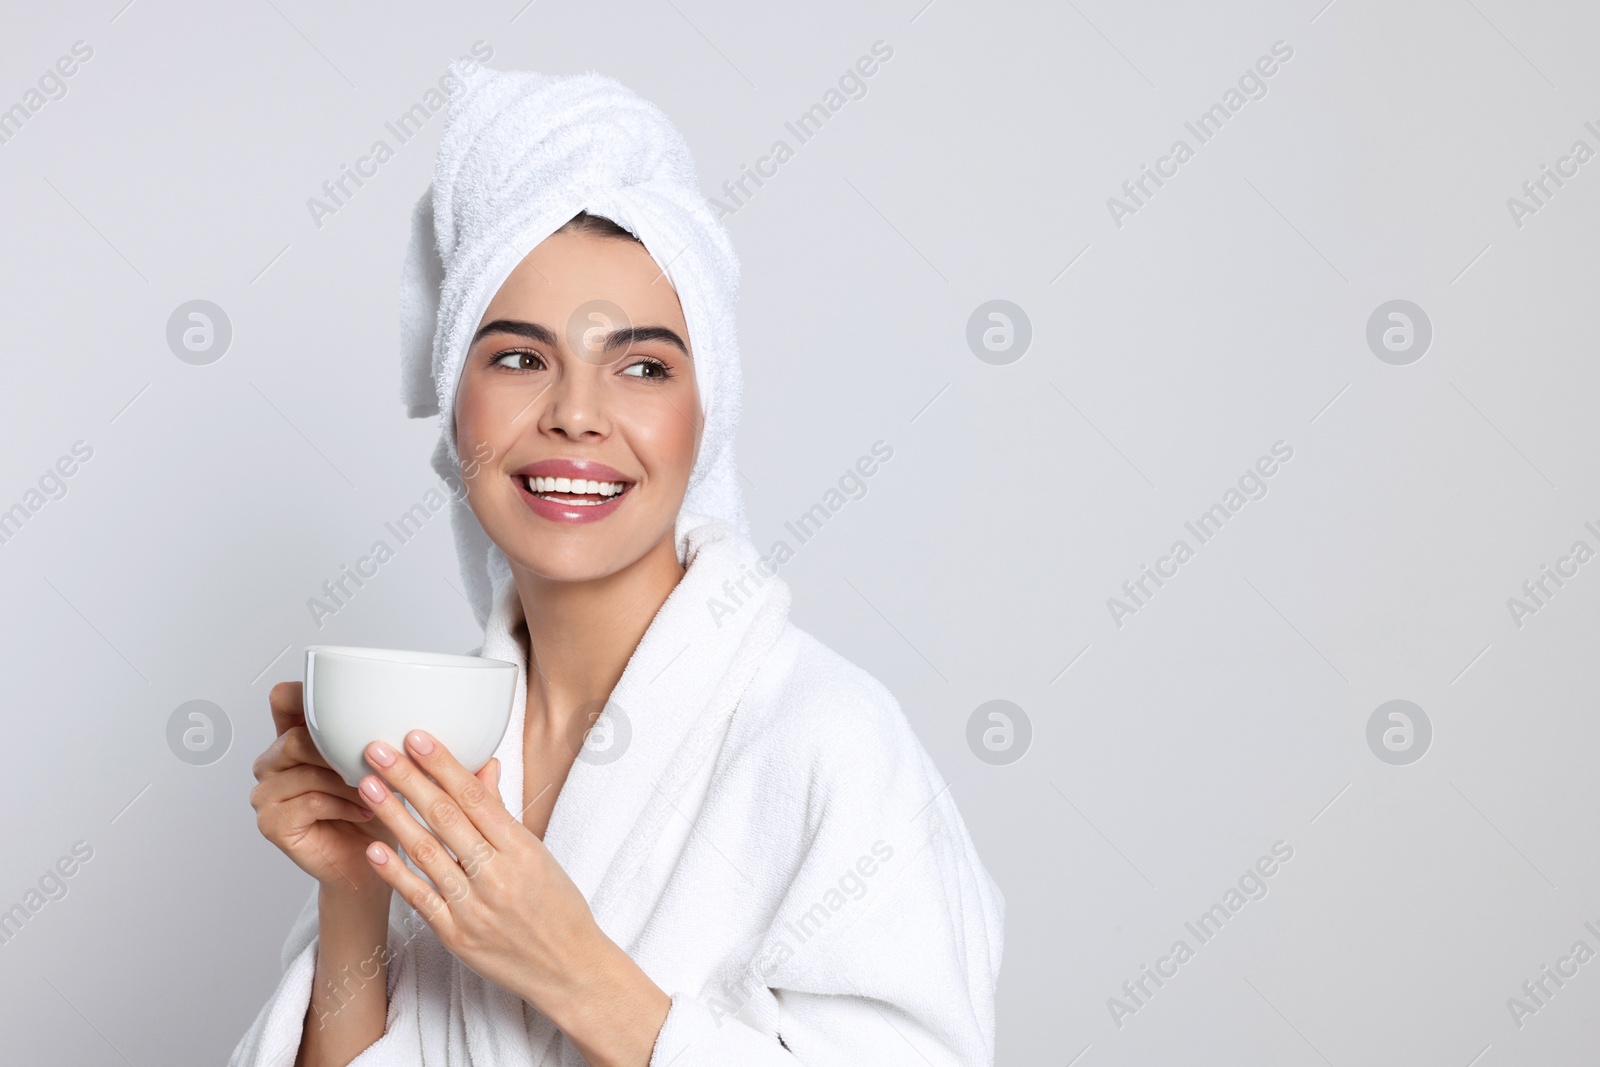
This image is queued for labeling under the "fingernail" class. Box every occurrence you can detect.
[366,843,388,865]
[407,730,435,756]
[367,741,397,767]
[360,776,388,803]
[356,805,374,818]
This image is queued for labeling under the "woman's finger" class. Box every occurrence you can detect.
[358,770,475,904]
[268,681,304,736]
[255,786,373,831]
[478,757,501,793]
[282,726,332,770]
[364,840,455,940]
[255,763,367,809]
[252,725,332,780]
[402,732,518,851]
[364,740,496,876]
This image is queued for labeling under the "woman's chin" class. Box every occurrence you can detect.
[476,495,681,586]
[499,532,657,586]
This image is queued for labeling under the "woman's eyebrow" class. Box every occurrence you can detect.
[473,318,690,358]
[473,319,557,346]
[609,325,691,359]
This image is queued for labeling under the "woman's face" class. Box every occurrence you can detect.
[453,227,703,582]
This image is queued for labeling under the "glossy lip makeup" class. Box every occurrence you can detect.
[513,457,634,524]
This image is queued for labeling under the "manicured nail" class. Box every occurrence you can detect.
[356,805,374,818]
[407,730,435,756]
[367,741,397,767]
[360,776,388,803]
[366,843,388,865]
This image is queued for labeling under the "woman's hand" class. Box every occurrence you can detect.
[250,681,399,899]
[357,731,672,1067]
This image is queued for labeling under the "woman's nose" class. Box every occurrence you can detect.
[538,362,609,439]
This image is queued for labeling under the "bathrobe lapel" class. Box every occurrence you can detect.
[474,511,791,1056]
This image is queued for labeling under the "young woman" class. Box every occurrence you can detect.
[232,68,1002,1067]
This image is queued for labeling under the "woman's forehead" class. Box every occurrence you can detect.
[483,233,688,343]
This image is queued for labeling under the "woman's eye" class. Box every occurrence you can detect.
[621,358,671,380]
[493,350,544,371]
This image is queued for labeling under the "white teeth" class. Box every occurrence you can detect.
[524,476,628,498]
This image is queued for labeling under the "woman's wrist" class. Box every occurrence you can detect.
[319,875,392,911]
[530,930,672,1067]
[301,883,393,1066]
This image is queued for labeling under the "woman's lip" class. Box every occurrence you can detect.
[513,458,632,484]
[514,476,630,524]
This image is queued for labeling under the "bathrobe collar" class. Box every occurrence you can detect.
[476,509,792,935]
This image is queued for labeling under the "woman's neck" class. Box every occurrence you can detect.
[510,533,685,741]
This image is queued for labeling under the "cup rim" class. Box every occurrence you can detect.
[306,645,516,670]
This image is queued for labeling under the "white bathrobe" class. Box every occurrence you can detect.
[229,511,1005,1065]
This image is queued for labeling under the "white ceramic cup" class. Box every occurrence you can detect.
[303,645,517,788]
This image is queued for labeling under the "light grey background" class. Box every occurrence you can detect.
[2,0,1596,1063]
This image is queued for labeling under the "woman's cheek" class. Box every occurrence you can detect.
[634,415,695,491]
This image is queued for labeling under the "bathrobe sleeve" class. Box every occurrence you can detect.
[647,639,1006,1067]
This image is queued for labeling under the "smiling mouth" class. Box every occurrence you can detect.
[522,475,633,507]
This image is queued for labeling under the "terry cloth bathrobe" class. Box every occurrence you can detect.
[229,65,1004,1066]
